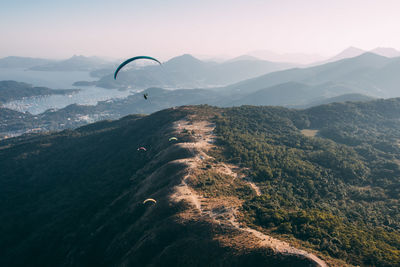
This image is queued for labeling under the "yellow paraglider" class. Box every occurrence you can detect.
[169,137,178,142]
[143,198,157,205]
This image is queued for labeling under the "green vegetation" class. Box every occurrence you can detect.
[2,100,400,266]
[0,105,319,267]
[212,101,400,266]
[0,108,191,266]
[190,170,254,199]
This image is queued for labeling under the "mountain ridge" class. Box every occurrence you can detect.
[220,52,398,98]
[2,100,400,265]
[0,56,55,68]
[0,106,328,266]
[29,55,114,71]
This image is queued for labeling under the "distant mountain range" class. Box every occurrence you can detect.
[0,56,55,68]
[90,54,295,90]
[2,49,400,137]
[246,50,325,65]
[0,55,115,72]
[246,46,400,65]
[220,52,400,105]
[4,51,398,135]
[312,46,400,65]
[29,55,115,71]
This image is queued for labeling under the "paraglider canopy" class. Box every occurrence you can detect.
[143,198,157,204]
[137,147,147,151]
[169,137,178,142]
[114,56,162,80]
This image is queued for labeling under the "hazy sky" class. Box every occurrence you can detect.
[1,0,400,60]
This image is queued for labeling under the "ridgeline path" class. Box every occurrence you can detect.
[169,118,327,267]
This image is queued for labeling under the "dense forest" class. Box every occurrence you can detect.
[1,99,400,266]
[212,99,400,266]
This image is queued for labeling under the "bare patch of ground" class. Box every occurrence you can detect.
[301,129,319,137]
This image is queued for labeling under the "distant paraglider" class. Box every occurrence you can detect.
[143,93,148,100]
[137,147,147,151]
[169,137,178,142]
[143,198,157,205]
[114,56,162,80]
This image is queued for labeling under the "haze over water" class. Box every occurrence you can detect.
[0,68,131,114]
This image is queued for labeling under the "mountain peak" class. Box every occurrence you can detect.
[354,51,388,60]
[330,47,366,61]
[167,54,201,62]
[345,46,364,52]
[226,55,261,62]
[247,50,324,65]
[164,54,204,67]
[370,47,400,58]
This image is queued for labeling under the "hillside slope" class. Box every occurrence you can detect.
[0,106,322,267]
[2,100,400,266]
[212,101,400,266]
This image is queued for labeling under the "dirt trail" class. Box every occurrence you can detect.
[169,119,327,267]
[243,177,261,196]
